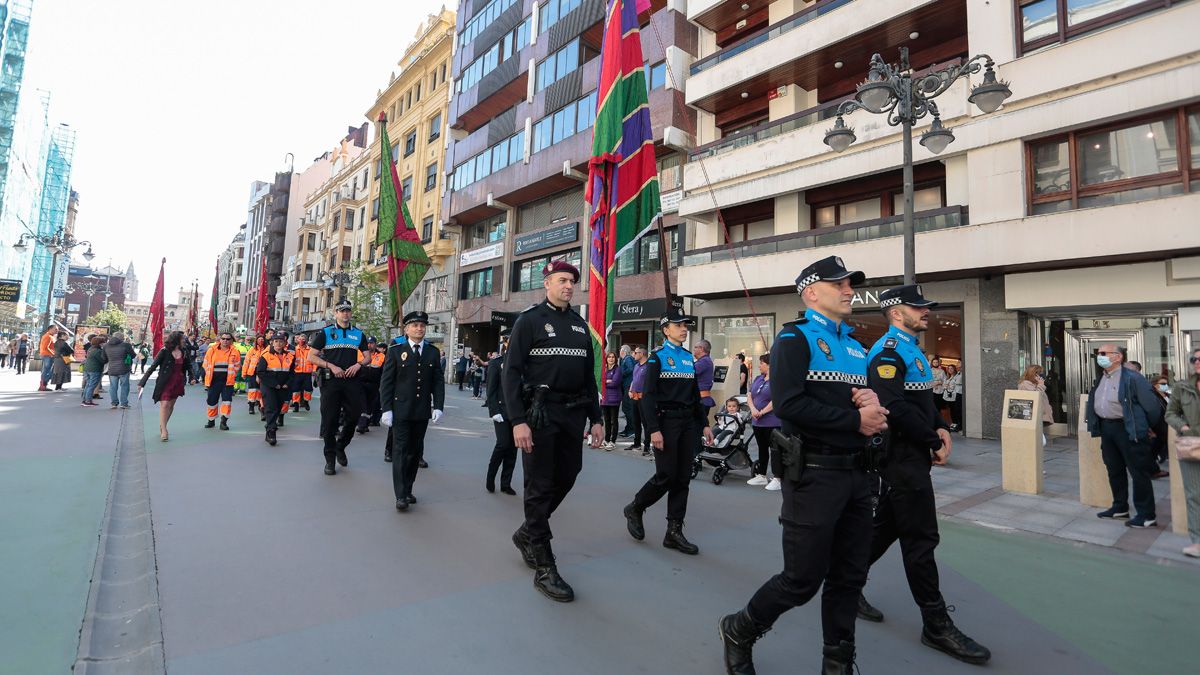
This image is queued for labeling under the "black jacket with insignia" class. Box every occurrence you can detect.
[501,299,601,427]
[380,340,445,421]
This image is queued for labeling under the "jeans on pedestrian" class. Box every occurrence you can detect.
[41,356,54,386]
[109,373,131,407]
[82,372,103,402]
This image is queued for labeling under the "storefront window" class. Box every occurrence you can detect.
[702,315,775,364]
[513,249,582,292]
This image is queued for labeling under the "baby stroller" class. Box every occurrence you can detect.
[692,398,754,485]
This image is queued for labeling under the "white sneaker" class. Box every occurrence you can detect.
[746,474,768,486]
[1183,544,1200,558]
[765,477,782,491]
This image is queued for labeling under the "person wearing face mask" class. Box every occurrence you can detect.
[1165,348,1200,558]
[1148,375,1171,476]
[1017,365,1054,432]
[1084,344,1162,528]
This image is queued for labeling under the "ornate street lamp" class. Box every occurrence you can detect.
[823,48,1012,284]
[12,226,96,324]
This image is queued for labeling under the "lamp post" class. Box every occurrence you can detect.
[72,275,105,321]
[12,226,95,326]
[823,47,1011,284]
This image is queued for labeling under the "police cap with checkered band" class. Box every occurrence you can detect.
[879,284,938,309]
[658,308,696,327]
[794,255,866,294]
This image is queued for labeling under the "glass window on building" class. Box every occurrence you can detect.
[892,186,944,214]
[423,275,451,313]
[429,113,442,141]
[422,216,434,242]
[514,249,582,292]
[467,215,507,248]
[401,176,413,200]
[839,198,881,225]
[405,130,417,157]
[658,153,682,192]
[702,315,776,364]
[1017,0,1172,54]
[649,61,667,90]
[462,268,494,299]
[425,162,438,192]
[371,198,379,221]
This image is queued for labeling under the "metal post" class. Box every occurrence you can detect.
[901,116,915,285]
[44,248,59,325]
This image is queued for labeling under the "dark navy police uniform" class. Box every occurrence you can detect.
[380,311,445,509]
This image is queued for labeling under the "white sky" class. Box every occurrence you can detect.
[22,0,452,302]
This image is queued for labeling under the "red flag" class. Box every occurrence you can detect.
[254,254,270,335]
[148,258,166,354]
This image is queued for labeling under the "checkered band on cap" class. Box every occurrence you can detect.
[795,273,821,293]
[880,297,904,308]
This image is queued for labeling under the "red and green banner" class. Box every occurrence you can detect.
[585,0,661,378]
[375,112,431,326]
[148,258,165,354]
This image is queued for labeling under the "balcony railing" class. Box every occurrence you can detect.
[690,94,850,160]
[682,206,968,266]
[689,0,856,75]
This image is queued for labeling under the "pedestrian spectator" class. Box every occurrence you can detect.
[628,345,650,455]
[194,337,210,384]
[13,333,28,373]
[37,325,59,391]
[1017,365,1054,437]
[1085,343,1161,528]
[0,334,8,368]
[943,363,963,431]
[1149,374,1171,476]
[81,335,107,406]
[1128,361,1143,373]
[9,334,20,369]
[103,331,137,409]
[692,339,715,428]
[455,352,469,390]
[138,331,193,442]
[746,353,782,490]
[930,357,948,416]
[601,351,623,450]
[50,332,72,391]
[1165,347,1200,557]
[470,355,485,399]
[736,353,749,395]
[138,342,150,373]
[618,344,635,437]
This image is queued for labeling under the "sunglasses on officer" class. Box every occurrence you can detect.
[1190,355,1200,364]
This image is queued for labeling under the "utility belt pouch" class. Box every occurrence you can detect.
[773,430,805,482]
[864,433,888,473]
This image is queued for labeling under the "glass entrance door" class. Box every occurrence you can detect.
[1064,329,1143,431]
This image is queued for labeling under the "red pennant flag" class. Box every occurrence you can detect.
[254,254,270,335]
[209,260,219,334]
[148,258,166,354]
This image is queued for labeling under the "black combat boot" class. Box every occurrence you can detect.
[530,542,574,602]
[266,429,276,446]
[335,447,349,467]
[248,402,255,415]
[718,607,770,675]
[302,400,310,411]
[512,527,535,568]
[384,449,392,462]
[219,416,229,431]
[204,419,215,429]
[663,520,699,555]
[623,502,645,541]
[277,416,284,427]
[857,593,884,622]
[921,603,991,665]
[821,640,856,675]
[324,460,336,476]
[292,403,300,413]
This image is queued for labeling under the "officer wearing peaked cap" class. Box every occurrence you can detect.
[485,326,518,495]
[501,258,603,603]
[380,309,445,510]
[719,255,890,675]
[308,298,370,475]
[858,284,991,665]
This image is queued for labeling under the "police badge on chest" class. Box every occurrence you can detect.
[544,323,556,337]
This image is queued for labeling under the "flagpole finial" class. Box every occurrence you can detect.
[161,257,166,264]
[377,111,387,124]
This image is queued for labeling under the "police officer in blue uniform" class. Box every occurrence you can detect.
[719,256,890,675]
[623,309,714,554]
[858,284,991,665]
[307,299,370,476]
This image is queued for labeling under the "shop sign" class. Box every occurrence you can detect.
[513,222,578,256]
[613,296,684,321]
[661,190,682,214]
[0,279,20,302]
[490,310,517,328]
[460,241,504,267]
[849,286,888,309]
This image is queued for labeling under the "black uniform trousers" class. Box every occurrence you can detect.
[748,466,874,646]
[319,376,365,459]
[868,455,943,609]
[488,420,518,489]
[632,413,699,521]
[521,412,586,544]
[359,378,381,428]
[391,419,430,499]
[262,387,289,432]
[1098,418,1157,517]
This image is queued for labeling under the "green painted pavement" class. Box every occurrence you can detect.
[938,519,1196,674]
[0,452,114,674]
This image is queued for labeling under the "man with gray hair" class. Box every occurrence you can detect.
[618,344,635,437]
[102,331,137,409]
[692,339,715,424]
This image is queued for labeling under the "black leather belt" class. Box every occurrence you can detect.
[1099,417,1124,424]
[804,452,863,470]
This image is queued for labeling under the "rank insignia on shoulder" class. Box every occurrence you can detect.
[816,338,834,361]
[401,352,408,361]
[884,337,898,349]
[876,365,897,379]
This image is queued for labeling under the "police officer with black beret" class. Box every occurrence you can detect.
[307,299,370,476]
[719,255,889,675]
[623,309,714,555]
[859,285,990,665]
[380,310,445,510]
[501,259,603,603]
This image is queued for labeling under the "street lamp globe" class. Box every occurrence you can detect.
[12,237,27,252]
[854,80,894,114]
[83,247,95,262]
[919,116,955,155]
[823,116,857,153]
[968,67,1012,114]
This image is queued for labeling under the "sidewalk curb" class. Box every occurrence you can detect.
[73,403,166,674]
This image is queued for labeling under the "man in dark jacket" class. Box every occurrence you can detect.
[455,354,469,390]
[1085,343,1162,528]
[380,311,445,510]
[618,345,635,436]
[102,332,137,409]
[485,329,517,495]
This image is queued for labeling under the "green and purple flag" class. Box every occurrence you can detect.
[376,112,432,326]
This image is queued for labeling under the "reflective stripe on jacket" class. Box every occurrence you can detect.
[203,345,242,387]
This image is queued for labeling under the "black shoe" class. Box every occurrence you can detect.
[277,417,285,427]
[663,520,699,555]
[500,486,517,496]
[324,461,336,476]
[486,477,496,493]
[219,417,229,431]
[356,425,368,434]
[302,401,310,411]
[336,448,348,467]
[260,414,266,422]
[623,502,645,541]
[266,430,276,446]
[718,608,770,675]
[857,593,884,622]
[395,498,408,511]
[821,641,856,675]
[205,420,215,429]
[291,403,300,412]
[248,403,255,414]
[920,605,991,665]
[384,450,392,462]
[1125,515,1157,528]
[418,458,428,469]
[405,494,417,504]
[512,527,535,569]
[530,542,574,602]
[1097,507,1130,519]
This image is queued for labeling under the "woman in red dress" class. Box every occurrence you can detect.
[137,331,193,442]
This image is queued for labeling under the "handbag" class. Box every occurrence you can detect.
[1177,436,1200,462]
[62,355,74,365]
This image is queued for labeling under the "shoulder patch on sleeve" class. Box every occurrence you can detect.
[876,364,897,379]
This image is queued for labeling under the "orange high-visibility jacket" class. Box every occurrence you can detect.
[204,345,243,387]
[367,351,385,368]
[256,350,296,389]
[293,344,316,373]
[242,345,266,377]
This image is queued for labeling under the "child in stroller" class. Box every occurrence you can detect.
[693,397,754,484]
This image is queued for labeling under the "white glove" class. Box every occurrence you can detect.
[431,409,444,424]
[491,413,504,423]
[380,411,393,427]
